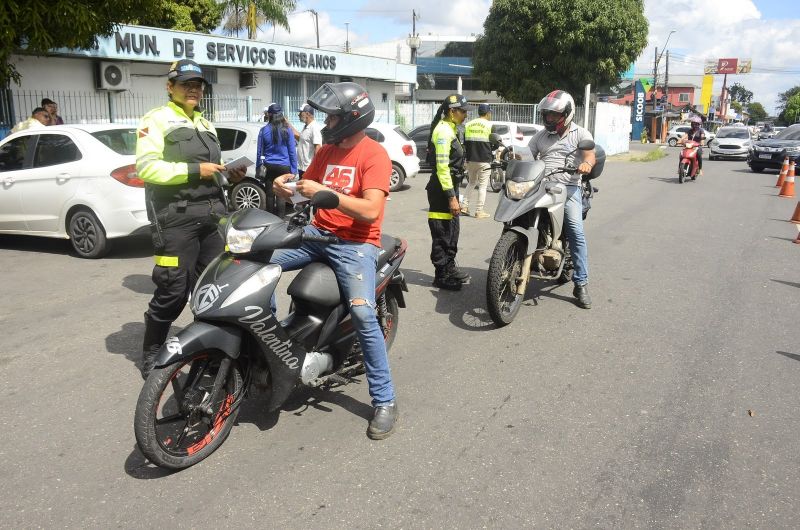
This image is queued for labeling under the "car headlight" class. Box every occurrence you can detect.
[743,141,750,147]
[505,180,537,199]
[226,225,265,254]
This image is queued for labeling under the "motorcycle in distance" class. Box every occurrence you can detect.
[133,190,409,470]
[489,133,513,193]
[485,139,604,327]
[678,140,701,183]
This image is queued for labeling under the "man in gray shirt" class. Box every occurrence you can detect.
[294,104,323,177]
[528,90,596,309]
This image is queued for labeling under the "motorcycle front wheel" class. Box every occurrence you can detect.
[486,231,526,327]
[678,163,688,183]
[134,352,244,470]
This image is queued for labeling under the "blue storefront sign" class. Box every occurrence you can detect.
[631,79,646,140]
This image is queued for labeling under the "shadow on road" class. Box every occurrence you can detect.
[647,176,683,185]
[105,321,183,373]
[124,447,179,479]
[776,351,800,362]
[771,279,800,289]
[767,235,797,243]
[0,234,151,259]
[122,274,154,294]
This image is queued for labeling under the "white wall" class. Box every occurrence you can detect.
[593,102,632,156]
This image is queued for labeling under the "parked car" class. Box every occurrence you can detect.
[666,124,715,146]
[408,124,431,170]
[748,124,800,172]
[708,126,751,160]
[364,121,420,191]
[215,121,268,211]
[0,124,148,258]
[491,121,543,149]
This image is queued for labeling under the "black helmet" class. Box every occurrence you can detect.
[307,82,375,144]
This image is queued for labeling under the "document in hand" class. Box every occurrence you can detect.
[223,155,255,175]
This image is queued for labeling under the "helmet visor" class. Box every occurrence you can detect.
[307,84,344,115]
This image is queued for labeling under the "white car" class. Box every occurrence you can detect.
[365,121,420,192]
[491,121,544,149]
[0,124,148,258]
[708,126,752,160]
[215,121,269,210]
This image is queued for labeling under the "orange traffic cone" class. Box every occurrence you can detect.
[790,201,800,224]
[794,225,800,245]
[775,156,790,187]
[779,161,796,198]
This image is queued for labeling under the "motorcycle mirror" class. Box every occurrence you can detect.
[311,190,340,210]
[577,139,595,151]
[489,133,502,144]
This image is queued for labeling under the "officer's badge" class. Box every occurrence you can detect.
[449,95,458,103]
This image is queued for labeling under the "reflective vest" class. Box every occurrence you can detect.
[464,117,492,162]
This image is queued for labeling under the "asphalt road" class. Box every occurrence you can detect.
[2,145,799,528]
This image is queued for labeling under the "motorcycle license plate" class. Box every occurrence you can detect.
[758,154,772,159]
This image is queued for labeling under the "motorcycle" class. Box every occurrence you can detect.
[489,133,513,193]
[134,191,409,470]
[485,140,605,327]
[678,140,701,183]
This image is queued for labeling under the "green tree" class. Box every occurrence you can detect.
[137,0,223,33]
[221,0,296,39]
[728,82,753,105]
[746,102,767,123]
[1,0,160,86]
[777,85,800,111]
[473,0,648,103]
[784,93,800,125]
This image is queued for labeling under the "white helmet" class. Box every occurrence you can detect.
[539,90,575,135]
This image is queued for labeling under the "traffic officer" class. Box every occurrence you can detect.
[136,59,244,379]
[461,103,493,218]
[425,93,473,290]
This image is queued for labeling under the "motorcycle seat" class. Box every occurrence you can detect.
[286,234,402,308]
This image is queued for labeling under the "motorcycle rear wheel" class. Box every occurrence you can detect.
[380,290,400,351]
[486,231,526,327]
[490,166,505,192]
[134,352,244,470]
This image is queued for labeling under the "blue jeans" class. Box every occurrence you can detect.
[270,225,395,406]
[564,185,589,286]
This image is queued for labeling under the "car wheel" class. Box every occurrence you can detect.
[69,209,108,259]
[389,163,406,192]
[709,154,716,161]
[668,138,678,147]
[232,180,266,210]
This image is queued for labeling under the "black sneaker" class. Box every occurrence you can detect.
[367,402,398,440]
[573,283,592,309]
[433,275,462,291]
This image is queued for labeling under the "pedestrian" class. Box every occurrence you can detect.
[294,104,323,178]
[135,59,245,379]
[425,93,473,290]
[256,102,297,218]
[40,98,64,125]
[11,107,50,133]
[528,90,596,309]
[461,103,493,219]
[272,82,398,440]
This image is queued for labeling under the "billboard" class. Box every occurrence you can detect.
[717,58,738,74]
[631,79,647,140]
[704,58,752,74]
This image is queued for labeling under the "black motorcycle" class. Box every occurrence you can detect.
[134,191,408,469]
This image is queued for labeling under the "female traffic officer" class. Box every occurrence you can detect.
[135,59,244,379]
[426,94,473,290]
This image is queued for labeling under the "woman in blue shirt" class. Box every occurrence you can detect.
[257,103,297,217]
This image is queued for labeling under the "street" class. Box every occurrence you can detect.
[1,145,799,528]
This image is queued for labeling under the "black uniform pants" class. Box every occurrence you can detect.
[147,198,226,324]
[262,163,291,218]
[426,181,461,274]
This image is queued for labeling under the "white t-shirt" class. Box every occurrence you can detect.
[297,120,323,171]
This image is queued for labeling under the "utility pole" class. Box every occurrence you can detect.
[652,46,658,112]
[407,9,420,128]
[310,10,320,48]
[665,50,669,112]
[345,22,350,53]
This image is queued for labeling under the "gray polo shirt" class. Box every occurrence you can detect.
[528,123,593,185]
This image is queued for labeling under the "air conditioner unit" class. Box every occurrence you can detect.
[239,71,258,89]
[96,62,132,91]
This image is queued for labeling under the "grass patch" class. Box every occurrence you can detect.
[629,149,667,162]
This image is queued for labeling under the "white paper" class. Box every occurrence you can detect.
[284,181,309,205]
[223,155,254,174]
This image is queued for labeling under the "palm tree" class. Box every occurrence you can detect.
[220,0,296,40]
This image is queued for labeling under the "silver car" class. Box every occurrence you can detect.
[708,126,751,160]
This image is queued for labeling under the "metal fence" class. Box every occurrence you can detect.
[0,89,266,129]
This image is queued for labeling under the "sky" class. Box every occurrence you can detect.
[253,0,800,114]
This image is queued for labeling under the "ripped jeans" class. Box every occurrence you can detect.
[270,225,395,406]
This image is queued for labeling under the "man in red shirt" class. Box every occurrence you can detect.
[272,82,397,440]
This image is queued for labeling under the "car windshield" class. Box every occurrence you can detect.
[91,129,137,155]
[716,129,749,139]
[492,125,510,135]
[775,127,800,140]
[393,127,411,141]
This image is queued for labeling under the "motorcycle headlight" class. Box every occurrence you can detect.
[505,180,537,200]
[226,225,265,254]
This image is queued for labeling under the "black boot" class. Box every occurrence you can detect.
[446,260,471,283]
[573,283,592,309]
[432,268,462,291]
[367,402,398,440]
[141,314,172,379]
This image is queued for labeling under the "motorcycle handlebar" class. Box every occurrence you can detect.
[302,233,340,244]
